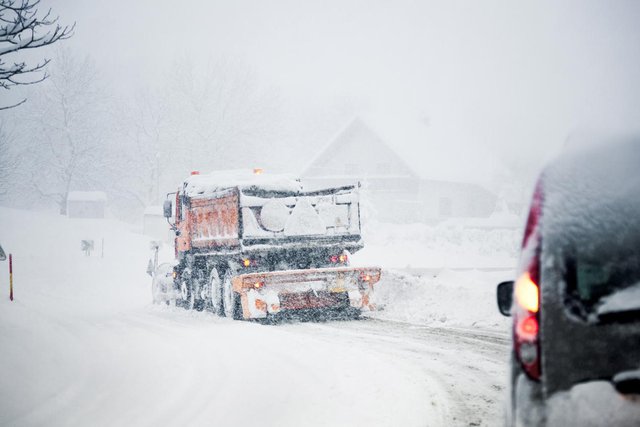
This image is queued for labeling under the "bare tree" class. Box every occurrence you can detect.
[109,56,284,218]
[0,0,74,109]
[16,49,111,214]
[110,89,171,213]
[166,57,283,173]
[0,119,15,196]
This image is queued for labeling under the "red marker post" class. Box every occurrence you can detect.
[9,254,13,301]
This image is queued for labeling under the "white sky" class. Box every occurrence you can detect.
[31,0,640,174]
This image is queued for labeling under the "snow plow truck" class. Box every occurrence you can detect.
[161,169,381,321]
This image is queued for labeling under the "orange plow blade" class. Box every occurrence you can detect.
[231,266,382,320]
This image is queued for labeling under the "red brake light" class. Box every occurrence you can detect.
[517,315,539,339]
[330,255,338,263]
[513,177,544,381]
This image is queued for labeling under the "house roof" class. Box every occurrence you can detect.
[303,114,500,186]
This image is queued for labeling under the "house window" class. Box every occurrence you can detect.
[439,197,453,217]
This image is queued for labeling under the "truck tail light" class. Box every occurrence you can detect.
[330,254,348,264]
[241,258,256,268]
[514,178,544,381]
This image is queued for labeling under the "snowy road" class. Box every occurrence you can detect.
[0,208,510,427]
[1,305,508,427]
[281,318,509,426]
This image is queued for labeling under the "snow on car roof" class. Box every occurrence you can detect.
[183,169,302,197]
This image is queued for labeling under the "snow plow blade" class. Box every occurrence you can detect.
[231,266,382,320]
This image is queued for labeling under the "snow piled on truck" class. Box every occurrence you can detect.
[184,169,302,197]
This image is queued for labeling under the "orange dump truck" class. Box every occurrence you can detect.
[162,170,381,321]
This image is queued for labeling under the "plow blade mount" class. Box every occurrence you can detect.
[231,266,381,320]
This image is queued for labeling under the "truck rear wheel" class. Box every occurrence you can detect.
[179,279,194,310]
[222,272,242,320]
[209,268,224,316]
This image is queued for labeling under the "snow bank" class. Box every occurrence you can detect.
[369,269,512,332]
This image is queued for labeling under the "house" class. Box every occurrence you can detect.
[143,205,174,242]
[67,191,107,219]
[302,116,499,224]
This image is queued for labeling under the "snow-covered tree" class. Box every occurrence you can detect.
[0,0,74,109]
[111,56,284,215]
[0,119,15,195]
[165,57,283,173]
[108,89,171,214]
[16,48,111,214]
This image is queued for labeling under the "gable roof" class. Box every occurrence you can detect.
[303,114,499,185]
[302,117,417,179]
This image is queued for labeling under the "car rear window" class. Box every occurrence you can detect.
[565,254,640,318]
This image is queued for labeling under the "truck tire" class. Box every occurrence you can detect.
[209,268,224,316]
[179,279,195,310]
[193,270,206,312]
[222,272,242,320]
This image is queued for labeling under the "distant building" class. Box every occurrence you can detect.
[67,191,107,219]
[302,116,499,224]
[143,205,174,242]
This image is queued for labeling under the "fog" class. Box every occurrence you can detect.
[3,0,640,220]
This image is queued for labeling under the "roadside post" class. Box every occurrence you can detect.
[9,254,13,301]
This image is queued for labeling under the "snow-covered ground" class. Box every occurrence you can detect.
[0,207,513,426]
[370,269,512,332]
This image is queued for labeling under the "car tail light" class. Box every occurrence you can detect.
[514,178,544,381]
[514,272,539,313]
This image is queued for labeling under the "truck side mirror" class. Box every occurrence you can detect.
[0,244,5,261]
[163,200,173,218]
[496,280,514,316]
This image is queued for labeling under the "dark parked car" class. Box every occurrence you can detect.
[497,135,640,426]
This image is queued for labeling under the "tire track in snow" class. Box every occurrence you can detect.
[280,318,509,426]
